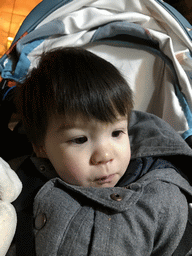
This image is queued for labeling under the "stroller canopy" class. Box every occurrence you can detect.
[0,0,192,139]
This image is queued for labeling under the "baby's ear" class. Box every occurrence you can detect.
[32,144,47,158]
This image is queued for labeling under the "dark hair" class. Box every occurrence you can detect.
[17,47,133,146]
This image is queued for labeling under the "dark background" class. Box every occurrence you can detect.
[165,0,192,24]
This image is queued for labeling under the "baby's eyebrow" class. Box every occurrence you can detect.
[56,120,85,133]
[56,123,75,133]
[112,117,128,124]
[116,117,128,122]
[56,116,128,133]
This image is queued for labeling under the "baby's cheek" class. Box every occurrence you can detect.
[57,160,84,185]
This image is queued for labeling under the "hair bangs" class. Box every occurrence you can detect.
[52,48,133,123]
[55,78,132,123]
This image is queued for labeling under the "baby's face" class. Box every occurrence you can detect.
[39,114,131,187]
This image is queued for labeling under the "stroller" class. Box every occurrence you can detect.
[1,0,192,255]
[1,0,192,161]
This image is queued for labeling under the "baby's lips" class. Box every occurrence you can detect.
[0,158,22,202]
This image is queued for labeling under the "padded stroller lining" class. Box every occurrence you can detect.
[85,43,188,133]
[1,0,192,138]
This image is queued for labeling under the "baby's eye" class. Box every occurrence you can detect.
[112,130,124,138]
[70,136,88,144]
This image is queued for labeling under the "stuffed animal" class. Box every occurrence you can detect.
[0,158,22,256]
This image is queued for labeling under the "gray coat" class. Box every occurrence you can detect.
[32,111,192,255]
[8,111,192,255]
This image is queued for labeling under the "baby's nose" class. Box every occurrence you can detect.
[90,148,114,165]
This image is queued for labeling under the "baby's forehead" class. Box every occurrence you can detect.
[47,113,128,133]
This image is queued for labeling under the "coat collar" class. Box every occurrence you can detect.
[37,164,192,213]
[129,111,192,159]
[40,177,142,212]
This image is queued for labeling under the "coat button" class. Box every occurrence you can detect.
[126,183,141,191]
[110,193,123,201]
[35,213,47,230]
[39,165,46,173]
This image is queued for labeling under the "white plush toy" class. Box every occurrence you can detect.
[0,158,22,256]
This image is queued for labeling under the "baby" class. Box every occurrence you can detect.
[18,47,133,187]
[9,46,192,255]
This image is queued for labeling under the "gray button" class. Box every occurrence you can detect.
[35,213,47,230]
[110,193,123,201]
[126,183,141,191]
[39,165,46,172]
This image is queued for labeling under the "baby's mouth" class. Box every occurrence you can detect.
[95,174,116,184]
